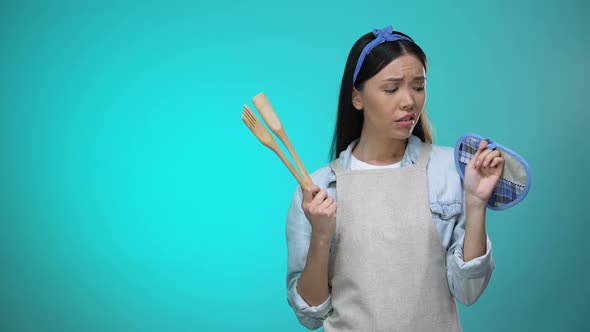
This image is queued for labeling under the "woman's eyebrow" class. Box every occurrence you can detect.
[382,75,426,82]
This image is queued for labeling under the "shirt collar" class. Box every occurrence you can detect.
[334,134,423,171]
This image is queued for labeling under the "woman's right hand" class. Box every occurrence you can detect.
[301,185,337,240]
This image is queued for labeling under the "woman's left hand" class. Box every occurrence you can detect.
[463,140,505,208]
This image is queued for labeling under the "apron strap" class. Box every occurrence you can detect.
[415,143,432,171]
[329,158,345,176]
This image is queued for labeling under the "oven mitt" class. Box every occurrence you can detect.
[454,133,532,210]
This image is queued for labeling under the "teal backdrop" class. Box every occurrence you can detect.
[1,0,588,331]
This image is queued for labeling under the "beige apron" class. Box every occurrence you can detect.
[324,143,462,332]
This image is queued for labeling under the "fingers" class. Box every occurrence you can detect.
[478,140,488,150]
[472,141,503,170]
[302,187,333,211]
[469,140,487,168]
[324,201,338,218]
[312,190,328,206]
[302,184,320,202]
[490,155,504,168]
[480,150,500,167]
[318,195,334,210]
[318,198,337,217]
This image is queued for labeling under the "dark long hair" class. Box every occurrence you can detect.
[329,30,433,161]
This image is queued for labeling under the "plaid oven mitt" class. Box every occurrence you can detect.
[454,133,532,210]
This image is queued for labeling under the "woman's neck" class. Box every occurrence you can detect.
[352,131,408,166]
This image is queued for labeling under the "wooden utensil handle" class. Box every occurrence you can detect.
[267,141,310,191]
[276,129,313,187]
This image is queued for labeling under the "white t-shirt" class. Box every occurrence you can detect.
[350,153,401,170]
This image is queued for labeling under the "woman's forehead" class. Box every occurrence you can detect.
[376,55,425,80]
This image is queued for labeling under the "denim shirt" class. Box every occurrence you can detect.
[285,135,495,330]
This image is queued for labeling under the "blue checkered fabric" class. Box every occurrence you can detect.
[457,137,525,209]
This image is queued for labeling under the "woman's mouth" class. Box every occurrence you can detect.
[395,113,416,127]
[395,119,415,127]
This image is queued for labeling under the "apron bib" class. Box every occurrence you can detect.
[323,143,462,332]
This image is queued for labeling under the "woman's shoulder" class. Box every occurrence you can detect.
[429,143,455,167]
[410,135,454,168]
[309,162,337,188]
[426,143,463,201]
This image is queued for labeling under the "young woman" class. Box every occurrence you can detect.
[286,25,503,331]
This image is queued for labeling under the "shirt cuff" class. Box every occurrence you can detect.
[450,235,495,279]
[288,278,333,320]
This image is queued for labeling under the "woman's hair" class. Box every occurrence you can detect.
[329,30,433,161]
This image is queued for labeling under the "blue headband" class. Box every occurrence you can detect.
[352,25,414,85]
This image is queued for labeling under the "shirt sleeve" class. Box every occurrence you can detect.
[443,199,496,306]
[286,186,334,329]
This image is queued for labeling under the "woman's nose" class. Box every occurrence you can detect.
[400,88,415,110]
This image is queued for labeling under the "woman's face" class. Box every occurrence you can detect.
[352,54,426,140]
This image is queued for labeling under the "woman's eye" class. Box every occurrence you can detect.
[385,88,398,93]
[414,86,425,91]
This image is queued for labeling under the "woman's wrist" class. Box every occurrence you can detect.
[311,230,333,247]
[465,193,487,210]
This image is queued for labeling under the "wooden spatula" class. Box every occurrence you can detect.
[252,92,313,188]
[242,104,310,190]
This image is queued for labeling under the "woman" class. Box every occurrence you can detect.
[286,25,503,331]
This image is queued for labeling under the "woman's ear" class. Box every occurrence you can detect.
[352,87,363,110]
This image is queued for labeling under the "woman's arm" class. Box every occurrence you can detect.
[286,185,335,329]
[443,202,495,306]
[297,185,337,305]
[463,140,504,261]
[463,198,488,261]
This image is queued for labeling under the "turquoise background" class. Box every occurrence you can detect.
[1,0,588,331]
